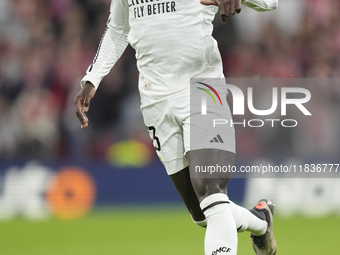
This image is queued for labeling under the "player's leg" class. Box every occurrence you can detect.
[189,149,279,255]
[169,166,206,224]
[230,200,267,235]
[189,149,276,255]
[140,90,207,225]
[170,169,271,235]
[169,164,269,236]
[184,78,275,254]
[188,149,237,255]
[170,171,277,255]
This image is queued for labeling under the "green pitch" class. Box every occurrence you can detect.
[0,205,338,255]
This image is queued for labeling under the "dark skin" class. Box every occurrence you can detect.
[170,150,235,222]
[74,82,96,129]
[200,0,242,24]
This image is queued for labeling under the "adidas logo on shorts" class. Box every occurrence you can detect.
[210,134,224,143]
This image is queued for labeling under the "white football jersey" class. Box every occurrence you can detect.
[81,0,222,97]
[81,0,278,97]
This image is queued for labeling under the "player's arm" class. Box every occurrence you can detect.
[74,0,130,129]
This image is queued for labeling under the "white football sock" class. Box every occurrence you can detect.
[230,201,267,236]
[200,194,237,255]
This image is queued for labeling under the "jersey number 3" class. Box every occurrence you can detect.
[147,126,161,151]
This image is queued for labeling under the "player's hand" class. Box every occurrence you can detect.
[200,0,241,24]
[73,82,96,129]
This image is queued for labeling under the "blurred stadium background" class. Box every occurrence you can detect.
[0,0,339,254]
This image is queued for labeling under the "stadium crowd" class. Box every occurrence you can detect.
[0,0,339,163]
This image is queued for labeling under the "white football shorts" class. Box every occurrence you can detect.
[140,83,235,175]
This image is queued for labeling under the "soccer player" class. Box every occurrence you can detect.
[74,0,278,254]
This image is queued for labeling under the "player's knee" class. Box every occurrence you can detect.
[205,181,229,197]
[192,178,230,202]
[189,149,234,201]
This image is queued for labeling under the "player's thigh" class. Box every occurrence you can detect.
[187,149,236,202]
[181,84,236,201]
[182,85,235,157]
